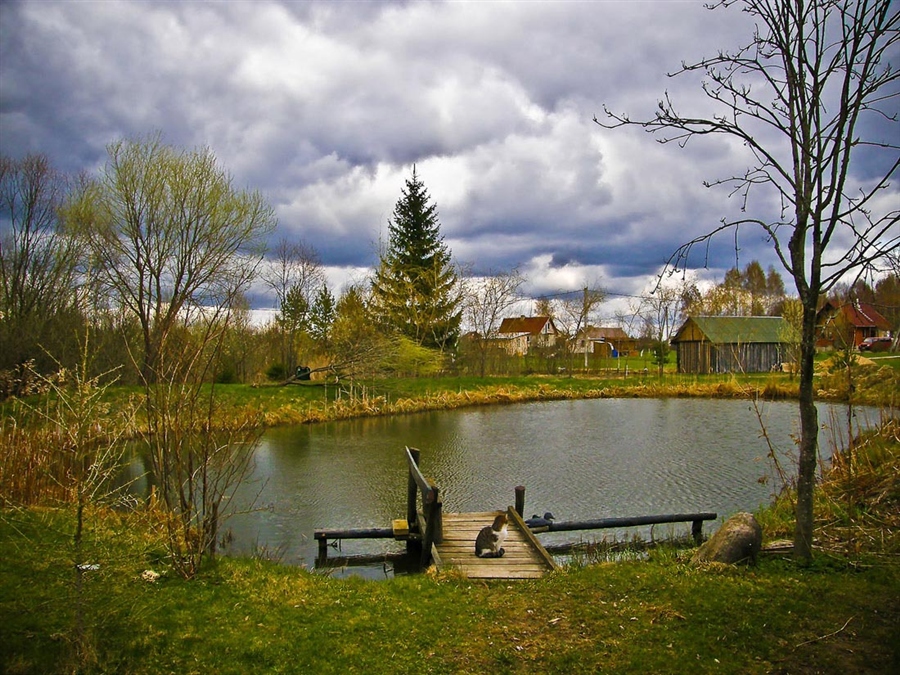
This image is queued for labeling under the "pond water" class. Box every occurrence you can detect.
[126,397,879,578]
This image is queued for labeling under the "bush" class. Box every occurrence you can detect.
[265,363,287,381]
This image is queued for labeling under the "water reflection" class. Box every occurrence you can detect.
[132,398,880,578]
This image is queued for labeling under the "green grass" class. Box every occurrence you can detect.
[2,368,898,673]
[1,507,897,674]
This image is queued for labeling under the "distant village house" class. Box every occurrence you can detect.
[495,316,559,355]
[571,326,636,357]
[815,300,891,349]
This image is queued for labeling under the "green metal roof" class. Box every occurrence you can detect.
[673,316,787,344]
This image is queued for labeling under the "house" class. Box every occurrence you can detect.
[495,316,559,355]
[571,326,636,357]
[815,300,891,349]
[671,316,787,374]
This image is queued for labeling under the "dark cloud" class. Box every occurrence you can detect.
[1,0,895,312]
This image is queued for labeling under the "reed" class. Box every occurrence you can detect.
[0,414,71,506]
[818,417,900,558]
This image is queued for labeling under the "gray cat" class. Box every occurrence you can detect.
[475,513,508,558]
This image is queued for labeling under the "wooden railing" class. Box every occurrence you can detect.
[406,446,442,566]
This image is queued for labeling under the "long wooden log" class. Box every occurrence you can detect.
[543,512,717,532]
[314,527,394,540]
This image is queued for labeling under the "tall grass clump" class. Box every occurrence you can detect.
[758,413,900,559]
[819,416,900,558]
[0,411,65,506]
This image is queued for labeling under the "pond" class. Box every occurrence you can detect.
[127,397,879,578]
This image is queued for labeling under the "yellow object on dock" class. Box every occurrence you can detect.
[431,507,556,579]
[392,518,410,538]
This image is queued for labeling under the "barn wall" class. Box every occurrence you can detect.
[676,341,783,374]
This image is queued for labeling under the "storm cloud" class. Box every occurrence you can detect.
[1,0,894,313]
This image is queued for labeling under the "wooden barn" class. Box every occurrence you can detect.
[671,316,787,374]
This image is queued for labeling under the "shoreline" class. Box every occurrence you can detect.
[251,377,810,428]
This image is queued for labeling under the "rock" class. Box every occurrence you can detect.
[692,512,762,566]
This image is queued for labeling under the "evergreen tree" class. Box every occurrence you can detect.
[371,167,461,351]
[309,283,336,350]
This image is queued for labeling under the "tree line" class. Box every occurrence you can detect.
[4,143,897,397]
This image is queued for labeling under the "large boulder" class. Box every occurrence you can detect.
[692,512,762,566]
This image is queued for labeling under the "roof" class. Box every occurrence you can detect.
[672,316,787,344]
[577,326,631,341]
[497,316,555,335]
[826,302,891,331]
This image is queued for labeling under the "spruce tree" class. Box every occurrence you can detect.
[371,167,460,351]
[309,283,336,350]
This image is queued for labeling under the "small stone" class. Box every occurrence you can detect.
[141,569,161,582]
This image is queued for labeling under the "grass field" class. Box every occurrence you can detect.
[1,506,898,674]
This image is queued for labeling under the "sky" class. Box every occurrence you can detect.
[1,0,897,322]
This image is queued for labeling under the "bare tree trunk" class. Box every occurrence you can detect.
[794,303,819,562]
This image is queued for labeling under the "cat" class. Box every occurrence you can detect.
[475,512,508,558]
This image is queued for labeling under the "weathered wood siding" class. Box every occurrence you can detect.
[676,341,783,374]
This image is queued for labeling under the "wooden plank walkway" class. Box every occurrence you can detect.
[431,507,556,579]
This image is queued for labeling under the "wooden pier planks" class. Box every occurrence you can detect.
[432,508,556,579]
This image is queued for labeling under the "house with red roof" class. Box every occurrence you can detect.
[815,300,891,349]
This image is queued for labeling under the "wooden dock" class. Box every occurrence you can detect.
[432,507,556,579]
[314,446,715,580]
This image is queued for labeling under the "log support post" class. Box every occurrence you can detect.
[691,519,704,545]
[422,485,442,567]
[515,485,526,518]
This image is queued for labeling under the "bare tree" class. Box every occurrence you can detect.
[262,237,325,373]
[598,0,899,562]
[554,286,606,370]
[632,279,691,376]
[0,154,83,375]
[554,287,606,338]
[68,135,275,384]
[67,135,275,577]
[462,268,526,376]
[533,297,555,319]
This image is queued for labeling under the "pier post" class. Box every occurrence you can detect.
[422,486,442,567]
[515,485,526,517]
[691,519,704,544]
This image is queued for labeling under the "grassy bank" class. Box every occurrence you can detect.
[2,505,898,674]
[2,367,899,673]
[212,363,899,428]
[4,355,897,433]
